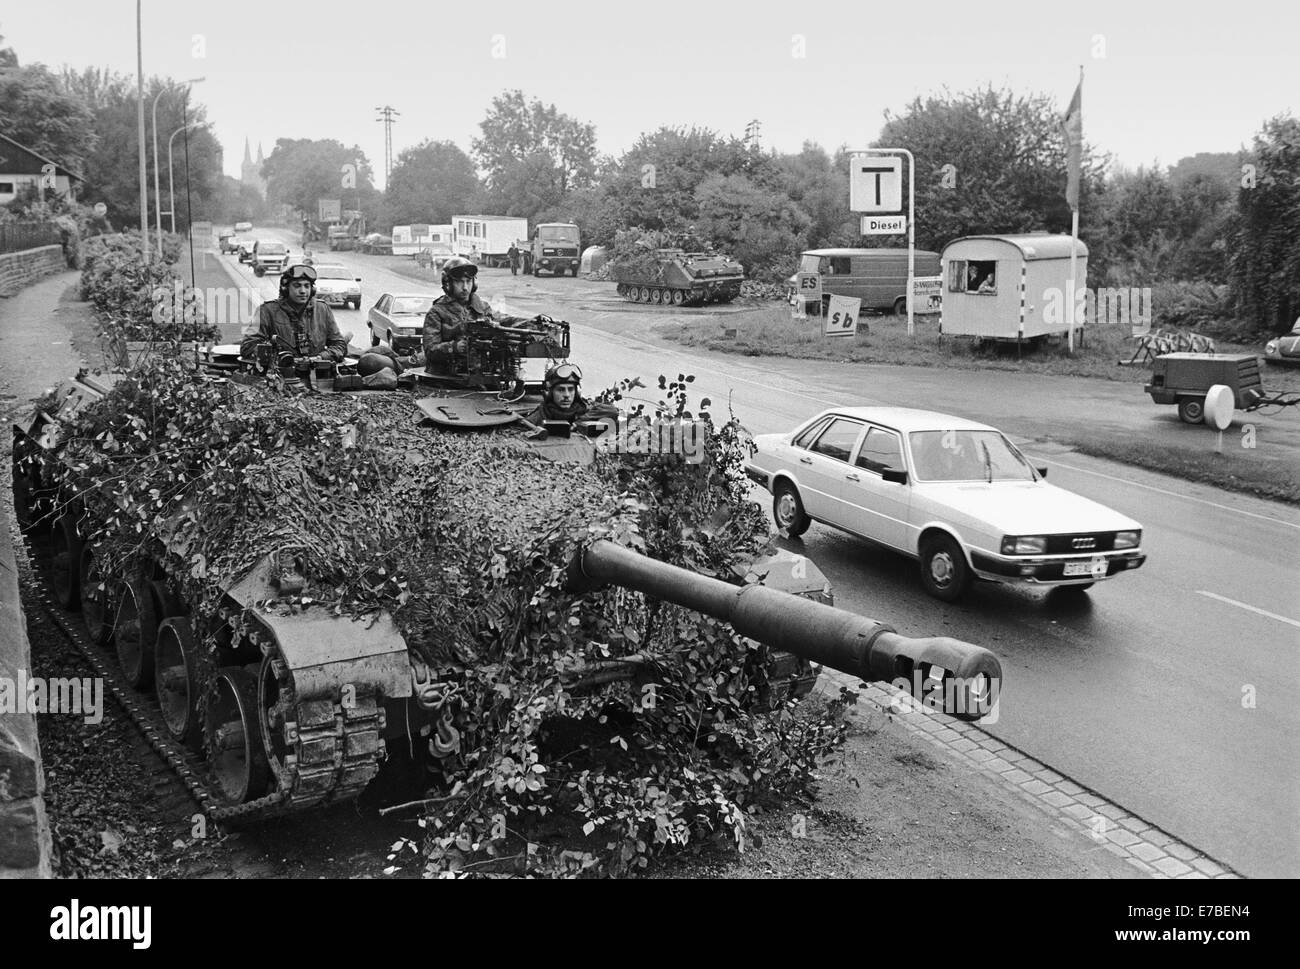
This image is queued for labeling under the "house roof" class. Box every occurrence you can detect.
[0,133,85,182]
[942,234,1087,261]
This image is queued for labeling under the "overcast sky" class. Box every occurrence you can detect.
[4,0,1294,187]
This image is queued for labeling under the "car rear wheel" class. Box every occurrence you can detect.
[772,481,811,538]
[894,297,908,317]
[919,535,971,602]
[1177,396,1206,424]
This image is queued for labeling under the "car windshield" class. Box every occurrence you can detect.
[799,254,822,273]
[261,243,286,253]
[908,430,1036,482]
[314,266,352,279]
[391,297,434,314]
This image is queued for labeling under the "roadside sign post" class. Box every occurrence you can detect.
[849,148,916,335]
[824,295,861,338]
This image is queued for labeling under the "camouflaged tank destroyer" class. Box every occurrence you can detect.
[12,355,1001,824]
[613,248,744,306]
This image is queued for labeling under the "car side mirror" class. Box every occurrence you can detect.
[882,469,909,485]
[355,277,362,283]
[1035,466,1048,479]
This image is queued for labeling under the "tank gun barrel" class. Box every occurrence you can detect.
[568,540,1001,720]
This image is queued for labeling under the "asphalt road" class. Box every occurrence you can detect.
[212,234,1300,877]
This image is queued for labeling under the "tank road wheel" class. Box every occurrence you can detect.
[114,573,159,689]
[920,535,971,602]
[616,284,626,297]
[150,578,188,621]
[51,515,84,611]
[204,667,270,806]
[1177,396,1206,424]
[155,617,205,750]
[652,288,664,305]
[12,444,51,536]
[79,545,117,646]
[671,289,685,306]
[257,652,295,789]
[772,481,811,538]
[637,286,650,303]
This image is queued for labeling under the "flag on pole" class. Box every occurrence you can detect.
[1062,75,1083,211]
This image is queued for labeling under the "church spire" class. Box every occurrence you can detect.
[243,138,251,164]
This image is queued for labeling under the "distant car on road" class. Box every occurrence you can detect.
[1264,318,1300,366]
[745,406,1146,601]
[233,221,253,233]
[252,240,290,276]
[218,232,238,254]
[368,293,435,353]
[237,238,257,264]
[313,262,363,310]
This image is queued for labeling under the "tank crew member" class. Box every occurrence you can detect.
[525,362,619,428]
[416,257,529,367]
[240,263,349,364]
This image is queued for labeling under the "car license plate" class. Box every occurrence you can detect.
[1064,556,1107,577]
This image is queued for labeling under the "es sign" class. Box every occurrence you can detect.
[824,295,861,338]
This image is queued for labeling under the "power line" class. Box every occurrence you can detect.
[375,105,400,185]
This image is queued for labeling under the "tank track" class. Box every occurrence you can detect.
[22,530,387,825]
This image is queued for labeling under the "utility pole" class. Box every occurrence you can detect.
[136,0,149,263]
[744,119,762,148]
[375,105,400,185]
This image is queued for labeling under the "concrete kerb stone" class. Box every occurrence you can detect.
[842,670,1241,880]
[0,499,53,878]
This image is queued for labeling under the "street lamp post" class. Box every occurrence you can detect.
[167,121,207,234]
[151,76,204,254]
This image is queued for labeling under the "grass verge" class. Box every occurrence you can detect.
[1059,430,1300,505]
[655,303,1269,384]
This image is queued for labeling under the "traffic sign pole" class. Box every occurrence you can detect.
[849,148,917,335]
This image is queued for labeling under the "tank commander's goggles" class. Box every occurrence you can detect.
[284,265,318,282]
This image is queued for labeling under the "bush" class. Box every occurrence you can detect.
[79,232,216,345]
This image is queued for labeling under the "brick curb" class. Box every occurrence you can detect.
[816,669,1240,880]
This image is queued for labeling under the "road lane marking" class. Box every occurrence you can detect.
[1196,591,1300,629]
[1040,458,1300,531]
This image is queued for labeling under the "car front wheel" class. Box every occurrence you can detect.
[369,326,379,348]
[919,535,971,602]
[772,481,811,537]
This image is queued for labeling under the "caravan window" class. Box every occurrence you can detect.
[965,260,997,295]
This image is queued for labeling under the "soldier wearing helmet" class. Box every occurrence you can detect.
[415,256,530,370]
[240,262,349,364]
[525,362,618,428]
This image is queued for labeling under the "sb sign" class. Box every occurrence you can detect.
[824,295,861,338]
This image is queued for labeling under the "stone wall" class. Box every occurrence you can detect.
[0,246,66,299]
[0,504,52,878]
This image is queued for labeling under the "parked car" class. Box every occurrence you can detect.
[744,407,1146,601]
[785,248,941,317]
[252,240,290,276]
[313,262,363,310]
[237,238,257,264]
[360,232,393,255]
[218,232,239,254]
[1264,318,1300,366]
[233,220,253,233]
[368,293,436,353]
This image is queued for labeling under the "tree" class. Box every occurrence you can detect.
[472,90,597,199]
[0,62,96,172]
[263,138,376,220]
[1229,114,1300,333]
[694,174,810,281]
[773,142,858,249]
[384,139,479,225]
[0,31,18,69]
[875,85,1107,256]
[601,126,768,234]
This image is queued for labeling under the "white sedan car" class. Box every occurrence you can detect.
[367,293,436,354]
[744,407,1146,601]
[312,263,363,310]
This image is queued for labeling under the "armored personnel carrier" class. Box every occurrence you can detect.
[612,248,744,306]
[12,349,1001,830]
